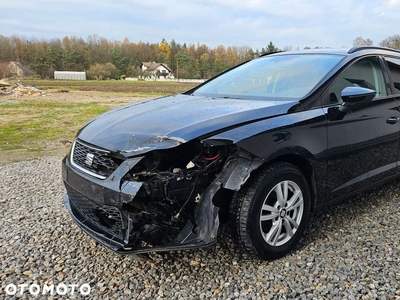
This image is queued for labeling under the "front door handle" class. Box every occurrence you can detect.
[386,117,400,125]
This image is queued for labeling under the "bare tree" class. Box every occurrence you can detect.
[0,62,12,78]
[86,62,118,80]
[379,35,400,50]
[353,36,373,47]
[282,45,293,52]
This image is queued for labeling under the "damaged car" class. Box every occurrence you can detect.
[63,46,400,260]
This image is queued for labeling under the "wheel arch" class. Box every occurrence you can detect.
[216,151,318,219]
[263,154,318,211]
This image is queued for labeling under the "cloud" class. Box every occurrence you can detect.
[0,0,399,50]
[386,0,400,5]
[215,0,321,19]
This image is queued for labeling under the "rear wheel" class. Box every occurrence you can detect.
[230,162,311,260]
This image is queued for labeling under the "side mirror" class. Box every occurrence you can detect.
[341,86,376,106]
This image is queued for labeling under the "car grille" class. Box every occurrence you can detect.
[66,186,125,240]
[71,140,120,179]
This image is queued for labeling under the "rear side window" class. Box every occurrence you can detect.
[385,57,400,95]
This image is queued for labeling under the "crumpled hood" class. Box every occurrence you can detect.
[77,94,298,155]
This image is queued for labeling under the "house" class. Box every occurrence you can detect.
[140,62,172,78]
[54,71,86,80]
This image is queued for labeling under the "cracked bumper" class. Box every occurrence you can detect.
[62,156,217,254]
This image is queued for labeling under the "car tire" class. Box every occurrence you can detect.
[230,162,311,260]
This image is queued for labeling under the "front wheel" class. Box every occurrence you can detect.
[230,162,311,260]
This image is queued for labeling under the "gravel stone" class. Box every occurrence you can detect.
[0,157,400,299]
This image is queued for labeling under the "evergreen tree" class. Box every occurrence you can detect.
[111,48,126,74]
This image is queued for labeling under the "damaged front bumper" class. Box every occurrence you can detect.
[63,193,216,254]
[62,140,262,255]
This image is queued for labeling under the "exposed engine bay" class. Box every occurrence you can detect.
[119,141,232,247]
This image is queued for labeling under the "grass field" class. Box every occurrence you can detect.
[0,79,199,165]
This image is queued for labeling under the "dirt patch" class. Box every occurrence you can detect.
[40,89,148,104]
[23,79,199,95]
[0,99,21,105]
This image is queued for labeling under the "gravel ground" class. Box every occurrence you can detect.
[0,157,399,299]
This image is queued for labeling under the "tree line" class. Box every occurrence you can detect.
[0,34,399,80]
[0,35,275,79]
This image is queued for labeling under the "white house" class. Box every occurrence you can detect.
[140,62,172,78]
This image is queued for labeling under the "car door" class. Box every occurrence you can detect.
[323,56,400,202]
[384,56,400,169]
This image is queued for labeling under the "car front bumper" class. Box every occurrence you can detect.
[62,156,219,254]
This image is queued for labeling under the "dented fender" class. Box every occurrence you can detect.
[176,151,263,246]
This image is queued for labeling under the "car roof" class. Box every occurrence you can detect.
[262,46,400,58]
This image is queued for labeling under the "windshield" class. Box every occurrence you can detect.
[192,54,344,100]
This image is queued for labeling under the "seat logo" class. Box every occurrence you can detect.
[85,153,95,166]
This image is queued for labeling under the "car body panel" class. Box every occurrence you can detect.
[205,107,329,206]
[77,94,297,156]
[324,96,400,199]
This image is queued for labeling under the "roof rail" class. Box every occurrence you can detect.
[348,46,400,54]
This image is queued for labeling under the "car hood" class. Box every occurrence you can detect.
[77,94,298,155]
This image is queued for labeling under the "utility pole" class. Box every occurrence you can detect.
[176,60,179,82]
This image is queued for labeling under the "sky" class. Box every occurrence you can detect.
[1,0,400,50]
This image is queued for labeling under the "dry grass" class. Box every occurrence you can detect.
[23,79,199,95]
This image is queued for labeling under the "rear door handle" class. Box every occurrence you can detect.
[386,117,400,125]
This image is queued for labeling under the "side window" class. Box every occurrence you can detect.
[327,56,387,104]
[385,57,400,95]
